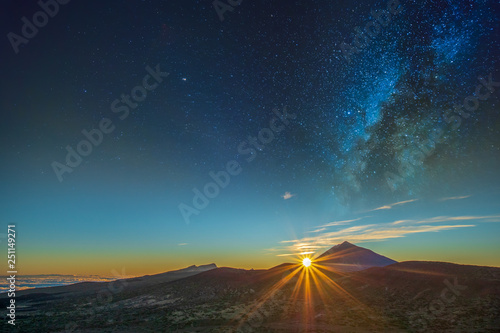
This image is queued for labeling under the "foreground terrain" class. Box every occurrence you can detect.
[2,244,499,332]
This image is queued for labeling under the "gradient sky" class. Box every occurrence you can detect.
[1,0,499,276]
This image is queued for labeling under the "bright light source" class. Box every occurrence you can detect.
[302,258,312,267]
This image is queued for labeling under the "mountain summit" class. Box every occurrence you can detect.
[317,241,397,272]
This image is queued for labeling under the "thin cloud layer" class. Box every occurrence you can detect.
[440,195,471,201]
[271,212,500,256]
[309,218,361,233]
[370,199,418,211]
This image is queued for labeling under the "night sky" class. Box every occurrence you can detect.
[1,0,499,275]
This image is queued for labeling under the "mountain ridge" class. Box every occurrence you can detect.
[316,241,397,272]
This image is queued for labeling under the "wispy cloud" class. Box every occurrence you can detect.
[370,199,418,211]
[440,195,471,201]
[282,191,295,200]
[275,224,474,256]
[319,218,361,228]
[309,227,327,233]
[272,213,500,257]
[281,225,376,245]
[178,243,188,246]
[308,218,361,233]
[412,215,500,224]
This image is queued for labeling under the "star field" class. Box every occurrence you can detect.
[1,0,499,273]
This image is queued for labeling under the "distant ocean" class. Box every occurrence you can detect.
[0,275,127,293]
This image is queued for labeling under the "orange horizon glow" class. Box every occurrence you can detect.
[4,241,500,276]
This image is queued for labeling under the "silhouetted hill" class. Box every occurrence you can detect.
[3,250,499,332]
[316,241,397,272]
[0,263,217,300]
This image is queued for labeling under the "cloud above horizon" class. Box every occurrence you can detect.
[270,212,500,257]
[440,195,471,201]
[369,199,418,211]
[308,218,361,233]
[282,192,295,200]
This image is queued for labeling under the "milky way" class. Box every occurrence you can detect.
[297,0,500,211]
[175,0,500,214]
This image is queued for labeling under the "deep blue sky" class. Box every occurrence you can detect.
[1,0,499,275]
